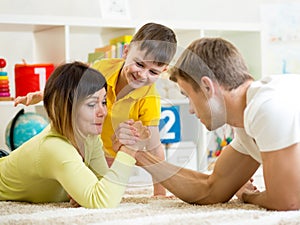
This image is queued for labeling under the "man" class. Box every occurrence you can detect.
[131,37,300,211]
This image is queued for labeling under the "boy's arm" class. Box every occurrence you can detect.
[111,121,167,196]
[145,126,166,196]
[14,91,44,106]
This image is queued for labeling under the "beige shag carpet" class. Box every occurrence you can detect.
[1,187,300,225]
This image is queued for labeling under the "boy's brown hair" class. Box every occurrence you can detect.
[169,37,253,91]
[130,22,177,66]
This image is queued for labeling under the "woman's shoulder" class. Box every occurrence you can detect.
[40,126,76,153]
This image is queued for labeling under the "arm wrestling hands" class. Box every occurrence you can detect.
[112,119,151,153]
[113,120,258,204]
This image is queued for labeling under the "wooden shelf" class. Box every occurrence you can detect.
[0,97,14,102]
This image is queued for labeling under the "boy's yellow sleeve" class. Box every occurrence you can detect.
[136,94,161,126]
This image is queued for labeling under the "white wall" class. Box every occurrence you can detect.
[0,0,101,17]
[0,0,296,23]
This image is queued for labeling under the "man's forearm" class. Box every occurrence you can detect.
[136,151,212,204]
[243,190,300,211]
[243,191,275,209]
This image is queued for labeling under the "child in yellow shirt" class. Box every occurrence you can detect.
[14,22,177,196]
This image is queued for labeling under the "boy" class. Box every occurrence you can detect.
[14,22,177,196]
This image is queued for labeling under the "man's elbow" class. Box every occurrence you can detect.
[187,193,233,205]
[275,199,300,211]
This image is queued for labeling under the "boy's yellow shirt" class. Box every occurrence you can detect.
[92,58,161,157]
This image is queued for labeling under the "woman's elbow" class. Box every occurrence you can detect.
[87,197,122,209]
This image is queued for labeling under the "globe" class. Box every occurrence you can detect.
[5,109,49,150]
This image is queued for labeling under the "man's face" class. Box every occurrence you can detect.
[177,77,226,131]
[123,46,167,89]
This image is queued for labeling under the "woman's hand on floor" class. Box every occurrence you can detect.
[68,194,81,208]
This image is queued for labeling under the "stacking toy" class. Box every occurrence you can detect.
[0,58,12,101]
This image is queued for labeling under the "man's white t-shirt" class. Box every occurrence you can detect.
[230,74,300,163]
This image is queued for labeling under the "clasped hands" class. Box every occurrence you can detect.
[112,119,151,153]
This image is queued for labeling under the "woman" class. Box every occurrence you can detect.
[0,62,137,208]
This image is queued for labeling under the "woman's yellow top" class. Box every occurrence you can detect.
[0,125,136,208]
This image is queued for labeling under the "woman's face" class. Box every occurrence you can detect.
[76,88,107,136]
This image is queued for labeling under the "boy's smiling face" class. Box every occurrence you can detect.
[122,45,167,89]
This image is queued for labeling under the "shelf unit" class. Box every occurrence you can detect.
[0,15,262,97]
[0,15,261,171]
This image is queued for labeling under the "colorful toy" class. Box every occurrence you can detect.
[0,58,6,68]
[0,58,12,100]
[207,125,234,159]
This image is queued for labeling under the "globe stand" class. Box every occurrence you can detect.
[9,109,25,150]
[0,149,9,158]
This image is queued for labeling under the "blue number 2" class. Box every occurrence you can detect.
[159,106,181,143]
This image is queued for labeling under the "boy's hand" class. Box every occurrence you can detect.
[129,121,151,150]
[14,91,43,106]
[112,120,138,153]
[132,121,151,140]
[111,121,137,158]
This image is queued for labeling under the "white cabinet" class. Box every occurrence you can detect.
[0,16,261,171]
